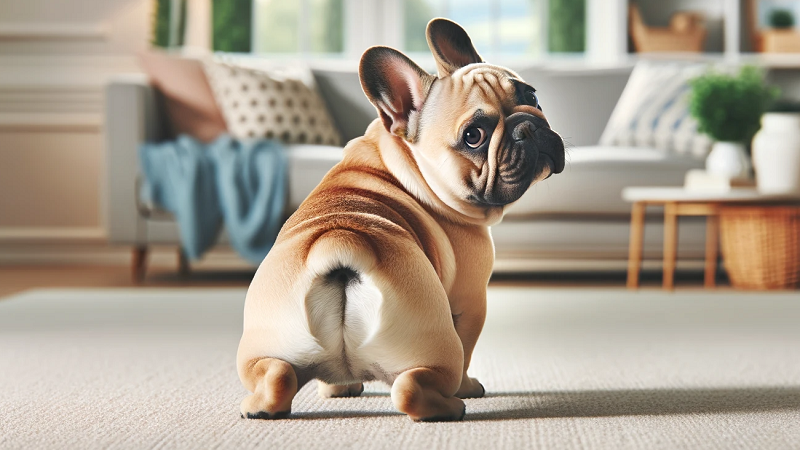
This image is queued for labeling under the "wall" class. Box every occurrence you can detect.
[0,0,151,250]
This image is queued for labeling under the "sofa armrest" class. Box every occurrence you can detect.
[105,74,168,245]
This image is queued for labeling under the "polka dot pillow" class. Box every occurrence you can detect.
[204,60,342,146]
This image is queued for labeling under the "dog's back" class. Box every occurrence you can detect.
[238,136,456,386]
[289,141,453,382]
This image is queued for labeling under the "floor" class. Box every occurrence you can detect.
[0,264,725,299]
[2,286,797,449]
[0,265,253,298]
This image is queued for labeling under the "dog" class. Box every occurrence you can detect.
[237,18,565,422]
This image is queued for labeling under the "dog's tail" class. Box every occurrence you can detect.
[303,230,383,380]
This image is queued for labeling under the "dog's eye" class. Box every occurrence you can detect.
[463,126,486,148]
[525,90,540,109]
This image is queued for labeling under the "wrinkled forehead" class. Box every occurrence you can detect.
[460,64,522,100]
[431,63,529,114]
[453,63,522,84]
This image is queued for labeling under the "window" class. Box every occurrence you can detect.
[151,0,586,57]
[152,0,254,52]
[253,0,344,54]
[240,0,586,58]
[404,0,546,57]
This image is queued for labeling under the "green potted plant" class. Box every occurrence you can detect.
[688,65,779,179]
[769,9,795,29]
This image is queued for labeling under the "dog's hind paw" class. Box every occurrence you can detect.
[242,410,291,420]
[415,403,467,423]
[318,381,364,398]
[455,376,485,399]
[240,393,292,420]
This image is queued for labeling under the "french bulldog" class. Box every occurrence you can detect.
[238,18,565,422]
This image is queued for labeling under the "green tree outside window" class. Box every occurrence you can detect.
[152,0,251,52]
[548,0,585,53]
[151,0,185,48]
[213,0,252,52]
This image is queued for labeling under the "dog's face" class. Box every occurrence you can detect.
[359,19,565,223]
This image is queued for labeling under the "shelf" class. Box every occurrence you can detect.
[596,1,800,63]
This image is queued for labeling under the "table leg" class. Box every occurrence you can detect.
[178,247,190,278]
[132,246,148,283]
[627,202,646,289]
[663,202,678,290]
[704,213,719,288]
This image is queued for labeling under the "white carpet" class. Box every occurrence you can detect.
[1,287,799,449]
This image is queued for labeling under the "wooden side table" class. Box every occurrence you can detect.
[623,187,800,290]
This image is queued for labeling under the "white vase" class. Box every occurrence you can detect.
[752,113,800,195]
[705,141,751,179]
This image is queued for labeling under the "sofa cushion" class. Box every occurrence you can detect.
[286,145,343,209]
[204,61,342,146]
[599,61,713,159]
[137,51,228,143]
[504,146,704,217]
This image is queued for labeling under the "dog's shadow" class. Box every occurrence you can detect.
[470,386,800,421]
[287,386,800,421]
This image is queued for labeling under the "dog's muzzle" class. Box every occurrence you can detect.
[483,112,565,206]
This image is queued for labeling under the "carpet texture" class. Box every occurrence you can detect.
[1,287,799,449]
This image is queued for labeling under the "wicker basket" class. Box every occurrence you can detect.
[629,4,707,53]
[719,206,800,290]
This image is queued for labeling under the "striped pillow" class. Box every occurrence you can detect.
[600,61,714,159]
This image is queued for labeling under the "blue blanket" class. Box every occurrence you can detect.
[139,134,287,265]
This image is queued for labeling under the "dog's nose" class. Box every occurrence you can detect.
[505,112,565,175]
[506,113,548,142]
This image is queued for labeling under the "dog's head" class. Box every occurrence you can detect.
[359,18,565,223]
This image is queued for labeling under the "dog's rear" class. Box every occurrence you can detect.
[304,230,385,385]
[238,186,467,420]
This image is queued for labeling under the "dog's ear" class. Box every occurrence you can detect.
[426,18,483,78]
[359,46,435,140]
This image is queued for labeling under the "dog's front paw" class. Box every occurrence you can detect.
[240,393,291,420]
[455,376,485,399]
[318,381,364,398]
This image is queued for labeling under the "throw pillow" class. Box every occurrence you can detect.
[204,60,342,146]
[137,51,228,143]
[599,61,714,159]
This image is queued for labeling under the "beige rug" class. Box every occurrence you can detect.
[1,287,799,449]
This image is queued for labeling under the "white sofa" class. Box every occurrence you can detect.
[105,64,709,276]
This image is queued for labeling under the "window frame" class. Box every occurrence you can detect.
[251,0,552,59]
[248,0,623,65]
